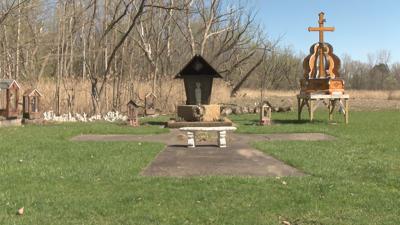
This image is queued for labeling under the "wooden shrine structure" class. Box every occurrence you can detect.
[0,79,20,119]
[297,12,349,123]
[23,88,43,120]
[167,55,232,127]
[145,92,156,115]
[174,55,223,123]
[127,100,139,127]
[259,103,272,126]
[175,55,223,106]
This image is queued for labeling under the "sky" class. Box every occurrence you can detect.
[253,0,400,64]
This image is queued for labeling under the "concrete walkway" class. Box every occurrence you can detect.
[71,130,335,177]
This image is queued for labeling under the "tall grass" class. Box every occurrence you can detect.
[19,78,400,115]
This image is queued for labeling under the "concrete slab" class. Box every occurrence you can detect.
[72,130,335,177]
[140,146,304,177]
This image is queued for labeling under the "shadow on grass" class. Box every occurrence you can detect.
[144,121,167,126]
[168,144,220,148]
[240,119,259,125]
[272,119,319,124]
[239,119,326,126]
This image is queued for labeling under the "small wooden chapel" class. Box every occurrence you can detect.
[0,79,20,119]
[167,55,232,128]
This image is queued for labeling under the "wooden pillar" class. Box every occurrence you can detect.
[6,90,9,118]
[297,96,302,120]
[345,99,349,124]
[328,100,332,121]
[329,99,336,121]
[309,99,314,121]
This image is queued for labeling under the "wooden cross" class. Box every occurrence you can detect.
[308,12,335,43]
[308,12,335,77]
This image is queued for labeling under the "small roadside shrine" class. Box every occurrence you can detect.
[259,104,272,126]
[145,92,156,115]
[23,88,43,120]
[0,79,20,119]
[167,54,232,128]
[127,100,139,127]
[175,55,223,105]
[173,55,223,122]
[298,12,349,123]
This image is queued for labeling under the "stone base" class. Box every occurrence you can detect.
[0,118,22,127]
[177,104,221,122]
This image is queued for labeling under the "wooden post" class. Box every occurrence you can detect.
[328,100,332,121]
[329,99,336,121]
[297,96,301,120]
[309,99,314,121]
[345,99,349,124]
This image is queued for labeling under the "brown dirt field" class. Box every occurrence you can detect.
[230,89,400,111]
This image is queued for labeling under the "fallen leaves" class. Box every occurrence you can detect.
[16,207,24,215]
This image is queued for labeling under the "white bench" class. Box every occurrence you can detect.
[179,126,237,148]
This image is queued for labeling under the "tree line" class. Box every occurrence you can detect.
[0,0,399,114]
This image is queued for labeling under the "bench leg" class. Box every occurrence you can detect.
[187,131,195,148]
[218,131,227,148]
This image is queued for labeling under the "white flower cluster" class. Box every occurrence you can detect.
[43,111,128,122]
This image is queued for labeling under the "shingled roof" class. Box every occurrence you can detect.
[175,55,222,79]
[127,100,139,108]
[23,88,43,97]
[0,79,20,90]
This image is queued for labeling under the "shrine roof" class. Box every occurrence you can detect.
[127,100,139,107]
[175,55,222,79]
[23,88,43,97]
[0,79,20,90]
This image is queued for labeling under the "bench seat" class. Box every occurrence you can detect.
[179,126,237,148]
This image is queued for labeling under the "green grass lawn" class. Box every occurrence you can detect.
[1,111,399,224]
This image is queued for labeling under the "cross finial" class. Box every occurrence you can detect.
[307,12,336,78]
[308,12,335,43]
[318,12,326,25]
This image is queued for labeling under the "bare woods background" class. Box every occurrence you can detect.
[1,0,400,114]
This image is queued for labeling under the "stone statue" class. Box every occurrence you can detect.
[195,82,202,105]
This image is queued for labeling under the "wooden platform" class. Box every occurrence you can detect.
[297,93,349,124]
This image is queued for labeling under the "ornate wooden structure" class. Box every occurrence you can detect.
[301,12,344,94]
[0,79,20,119]
[127,100,139,127]
[171,54,225,125]
[259,104,272,126]
[145,92,156,115]
[23,89,43,120]
[298,13,349,124]
[175,55,222,105]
